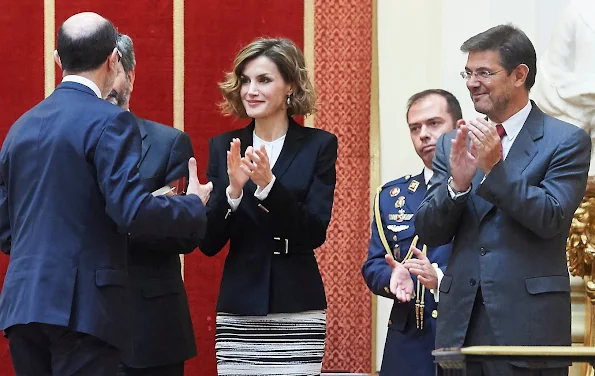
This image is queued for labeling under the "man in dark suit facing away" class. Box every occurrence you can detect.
[108,33,198,376]
[415,25,591,376]
[0,12,212,376]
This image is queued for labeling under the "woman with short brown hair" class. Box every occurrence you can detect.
[199,37,338,375]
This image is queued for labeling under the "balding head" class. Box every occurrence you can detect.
[56,12,118,74]
[61,12,108,40]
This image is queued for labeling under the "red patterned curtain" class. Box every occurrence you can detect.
[314,0,373,372]
[0,1,373,374]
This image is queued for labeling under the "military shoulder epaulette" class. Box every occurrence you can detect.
[379,174,413,193]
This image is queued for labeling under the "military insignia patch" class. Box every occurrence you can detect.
[387,224,409,232]
[389,187,400,197]
[389,209,414,222]
[408,180,419,192]
[395,196,405,209]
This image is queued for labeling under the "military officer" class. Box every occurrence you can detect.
[362,89,464,376]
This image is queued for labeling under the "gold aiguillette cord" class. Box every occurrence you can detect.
[415,244,427,329]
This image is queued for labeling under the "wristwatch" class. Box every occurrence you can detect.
[447,176,470,199]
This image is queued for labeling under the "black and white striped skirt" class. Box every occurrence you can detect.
[215,310,326,376]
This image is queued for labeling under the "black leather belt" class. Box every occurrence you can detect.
[272,237,314,255]
[273,237,289,255]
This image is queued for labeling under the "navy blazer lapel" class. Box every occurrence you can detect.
[134,115,150,167]
[271,118,305,180]
[404,172,426,215]
[239,121,257,195]
[470,170,492,222]
[239,120,255,155]
[504,102,542,177]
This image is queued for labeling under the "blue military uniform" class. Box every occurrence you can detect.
[362,172,452,376]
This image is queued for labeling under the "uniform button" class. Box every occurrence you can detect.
[470,279,477,286]
[384,287,390,294]
[480,247,487,256]
[432,310,438,319]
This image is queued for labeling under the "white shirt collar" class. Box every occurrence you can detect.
[62,75,102,98]
[252,131,287,168]
[488,100,532,144]
[423,167,433,186]
[253,131,286,145]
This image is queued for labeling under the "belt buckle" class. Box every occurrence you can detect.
[273,237,289,255]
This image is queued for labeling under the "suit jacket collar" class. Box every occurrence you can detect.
[133,113,148,140]
[132,114,150,167]
[55,81,99,98]
[471,101,543,223]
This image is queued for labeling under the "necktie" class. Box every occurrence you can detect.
[496,124,506,159]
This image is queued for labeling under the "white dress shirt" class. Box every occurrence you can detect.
[226,131,287,210]
[489,100,531,160]
[423,167,433,187]
[62,75,102,98]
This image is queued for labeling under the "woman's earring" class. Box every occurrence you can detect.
[286,95,291,106]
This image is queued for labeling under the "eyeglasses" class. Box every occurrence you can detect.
[460,69,505,81]
[116,49,122,62]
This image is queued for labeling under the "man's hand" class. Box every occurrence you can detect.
[186,157,213,206]
[227,138,249,199]
[385,254,414,302]
[403,246,438,290]
[466,118,502,174]
[449,124,477,192]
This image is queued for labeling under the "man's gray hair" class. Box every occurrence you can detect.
[116,33,136,74]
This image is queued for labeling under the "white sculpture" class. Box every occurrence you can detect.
[532,0,595,174]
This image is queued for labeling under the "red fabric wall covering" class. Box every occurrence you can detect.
[0,2,316,375]
[54,1,175,126]
[0,3,45,374]
[183,1,304,374]
[313,0,373,372]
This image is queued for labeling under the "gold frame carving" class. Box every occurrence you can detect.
[567,177,595,376]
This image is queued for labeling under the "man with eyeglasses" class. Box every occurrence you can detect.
[415,24,590,376]
[109,33,198,376]
[0,13,211,376]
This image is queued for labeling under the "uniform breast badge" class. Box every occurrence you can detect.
[408,180,419,192]
[389,209,413,222]
[389,187,400,197]
[395,196,405,209]
[387,224,409,233]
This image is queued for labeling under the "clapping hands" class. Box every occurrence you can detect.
[226,139,274,197]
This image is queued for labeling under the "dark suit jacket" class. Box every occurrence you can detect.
[415,103,590,367]
[120,116,198,368]
[198,118,337,315]
[362,172,451,376]
[0,82,206,350]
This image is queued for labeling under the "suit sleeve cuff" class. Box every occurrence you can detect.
[254,175,276,200]
[447,177,471,200]
[226,186,243,211]
[430,263,443,303]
